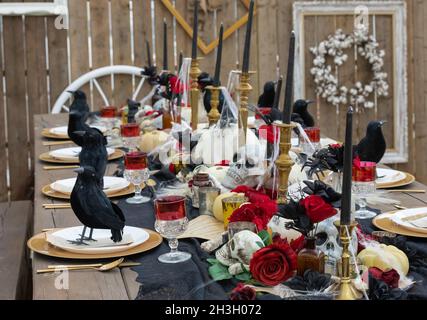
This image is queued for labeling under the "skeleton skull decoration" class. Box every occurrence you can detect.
[215,230,264,275]
[315,217,358,263]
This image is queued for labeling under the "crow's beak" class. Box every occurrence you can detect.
[74,167,85,174]
[73,131,86,137]
[306,100,315,105]
[380,120,388,127]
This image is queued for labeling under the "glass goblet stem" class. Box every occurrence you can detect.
[134,183,142,198]
[168,238,179,254]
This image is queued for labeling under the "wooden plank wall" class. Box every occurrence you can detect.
[0,0,425,201]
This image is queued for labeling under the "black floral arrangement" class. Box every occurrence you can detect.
[303,144,345,179]
[276,181,342,237]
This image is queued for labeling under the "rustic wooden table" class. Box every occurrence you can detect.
[32,114,427,300]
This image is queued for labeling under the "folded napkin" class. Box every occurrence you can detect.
[49,147,115,160]
[47,232,134,249]
[51,177,129,195]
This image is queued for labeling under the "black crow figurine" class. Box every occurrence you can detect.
[292,99,315,128]
[127,99,141,123]
[257,81,276,108]
[73,130,108,189]
[356,120,387,163]
[70,166,125,244]
[68,90,90,146]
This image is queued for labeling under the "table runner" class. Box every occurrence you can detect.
[120,195,427,300]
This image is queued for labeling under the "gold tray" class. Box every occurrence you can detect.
[42,128,69,140]
[42,183,135,200]
[373,211,427,238]
[39,149,124,164]
[28,228,162,260]
[376,172,416,189]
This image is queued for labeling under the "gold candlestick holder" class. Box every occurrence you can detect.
[190,58,202,131]
[334,221,360,300]
[205,86,221,126]
[237,71,254,146]
[274,122,295,204]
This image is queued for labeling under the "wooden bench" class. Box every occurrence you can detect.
[0,201,32,300]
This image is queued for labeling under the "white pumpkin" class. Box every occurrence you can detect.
[139,130,169,153]
[357,244,409,276]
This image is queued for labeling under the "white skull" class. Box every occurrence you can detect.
[214,230,264,275]
[229,230,264,266]
[315,217,358,261]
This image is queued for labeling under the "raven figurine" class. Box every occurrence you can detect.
[293,99,315,128]
[74,129,108,189]
[257,81,276,108]
[355,120,387,163]
[127,99,141,123]
[70,166,125,244]
[68,90,90,146]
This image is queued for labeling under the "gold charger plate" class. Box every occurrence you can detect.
[28,228,163,260]
[39,149,124,164]
[41,128,69,140]
[42,183,135,200]
[373,211,427,238]
[376,172,416,189]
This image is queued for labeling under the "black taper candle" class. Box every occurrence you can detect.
[242,0,255,73]
[340,107,354,225]
[163,19,168,71]
[214,24,224,87]
[283,31,295,124]
[178,51,183,73]
[273,76,283,109]
[192,0,199,59]
[146,40,152,67]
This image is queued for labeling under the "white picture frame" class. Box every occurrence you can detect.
[0,0,68,17]
[293,1,408,164]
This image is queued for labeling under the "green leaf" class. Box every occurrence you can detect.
[258,230,272,246]
[206,258,219,266]
[256,241,265,249]
[209,263,233,281]
[235,272,252,282]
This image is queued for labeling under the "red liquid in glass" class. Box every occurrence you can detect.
[353,162,376,182]
[124,152,147,170]
[304,127,321,143]
[121,123,140,137]
[101,106,117,118]
[155,196,186,221]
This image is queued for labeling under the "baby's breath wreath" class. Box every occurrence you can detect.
[310,28,389,109]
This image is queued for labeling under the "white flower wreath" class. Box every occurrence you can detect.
[310,28,389,109]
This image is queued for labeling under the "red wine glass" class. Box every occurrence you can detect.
[154,196,191,264]
[124,151,150,204]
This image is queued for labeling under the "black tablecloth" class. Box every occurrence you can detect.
[120,193,427,300]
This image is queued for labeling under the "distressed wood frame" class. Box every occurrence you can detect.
[293,1,408,163]
[161,0,256,55]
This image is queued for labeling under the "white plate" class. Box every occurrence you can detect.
[49,147,115,160]
[51,176,130,195]
[376,168,406,185]
[391,207,427,234]
[50,125,107,136]
[46,226,149,255]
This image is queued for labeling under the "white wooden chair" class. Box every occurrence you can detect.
[51,65,157,114]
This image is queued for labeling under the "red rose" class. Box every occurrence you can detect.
[353,155,362,169]
[300,195,337,224]
[228,203,273,231]
[232,186,277,211]
[290,235,306,254]
[369,267,400,289]
[330,144,342,149]
[230,283,256,301]
[250,241,297,286]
